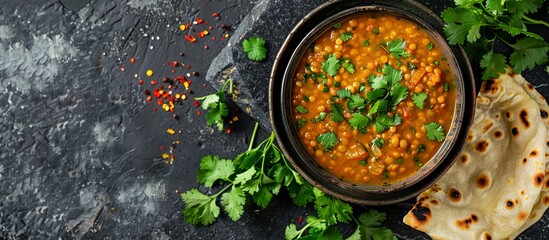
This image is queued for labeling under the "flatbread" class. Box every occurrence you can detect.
[403,71,547,239]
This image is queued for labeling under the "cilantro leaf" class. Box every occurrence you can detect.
[347,95,366,111]
[383,64,403,86]
[372,138,385,148]
[181,189,220,225]
[375,114,394,133]
[316,132,339,151]
[506,0,544,15]
[313,188,352,224]
[425,122,445,142]
[195,79,233,131]
[412,92,428,109]
[296,105,308,114]
[297,119,307,129]
[369,100,388,115]
[322,55,341,77]
[480,51,507,80]
[233,167,257,185]
[311,112,327,123]
[351,210,398,240]
[441,8,482,45]
[288,182,315,207]
[196,94,220,109]
[252,186,273,208]
[242,36,267,61]
[385,39,409,59]
[221,186,246,221]
[389,84,408,110]
[370,74,388,89]
[337,89,351,98]
[510,37,549,73]
[197,155,235,187]
[363,39,370,46]
[339,32,353,42]
[394,114,402,125]
[366,89,386,102]
[342,59,356,73]
[349,113,371,132]
[330,103,345,122]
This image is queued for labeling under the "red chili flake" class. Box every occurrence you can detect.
[143,89,150,95]
[179,52,184,56]
[153,89,161,98]
[138,79,144,85]
[193,100,200,108]
[204,45,209,49]
[165,61,171,66]
[159,146,164,150]
[151,80,158,85]
[220,37,225,41]
[298,216,303,224]
[205,21,209,25]
[146,96,152,103]
[153,107,157,111]
[212,12,219,17]
[221,24,231,31]
[195,17,204,24]
[130,57,136,63]
[211,37,216,40]
[225,128,232,134]
[171,69,176,73]
[173,61,179,67]
[187,65,191,69]
[196,110,201,116]
[157,99,163,105]
[184,35,196,43]
[119,66,126,72]
[209,26,213,30]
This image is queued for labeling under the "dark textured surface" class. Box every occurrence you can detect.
[0,0,547,239]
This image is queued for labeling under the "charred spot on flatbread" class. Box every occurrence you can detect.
[534,173,544,187]
[544,196,549,205]
[460,154,469,163]
[506,111,511,119]
[526,83,533,90]
[483,122,494,133]
[448,188,461,202]
[483,232,493,240]
[506,200,514,209]
[530,150,538,157]
[481,79,498,94]
[476,140,489,152]
[519,110,530,128]
[511,127,519,136]
[430,200,439,205]
[411,204,431,223]
[519,212,528,221]
[540,110,548,118]
[494,131,503,138]
[455,214,479,230]
[522,158,527,164]
[476,174,490,189]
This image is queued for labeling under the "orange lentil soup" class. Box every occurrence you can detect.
[291,13,456,185]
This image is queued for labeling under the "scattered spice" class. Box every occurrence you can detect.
[146,70,154,77]
[167,128,176,135]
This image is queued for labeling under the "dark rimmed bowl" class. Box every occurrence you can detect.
[269,0,476,205]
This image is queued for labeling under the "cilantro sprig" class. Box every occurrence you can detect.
[242,36,268,61]
[441,0,549,79]
[195,79,233,131]
[382,39,410,59]
[425,121,445,142]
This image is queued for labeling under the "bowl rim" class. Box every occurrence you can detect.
[269,0,477,205]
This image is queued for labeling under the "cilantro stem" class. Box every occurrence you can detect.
[213,183,234,198]
[221,78,233,94]
[495,34,514,49]
[380,44,390,54]
[522,15,549,28]
[248,122,259,151]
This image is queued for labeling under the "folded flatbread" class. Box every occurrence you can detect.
[403,71,549,240]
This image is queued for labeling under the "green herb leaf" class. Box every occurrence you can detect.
[349,113,371,131]
[347,95,366,111]
[337,89,351,99]
[369,100,388,115]
[412,92,428,109]
[372,27,380,34]
[311,112,327,123]
[363,39,370,46]
[197,155,235,187]
[288,182,315,207]
[385,39,409,59]
[383,64,403,86]
[366,88,386,102]
[339,32,353,42]
[333,22,342,29]
[374,114,394,133]
[480,51,507,80]
[297,119,307,129]
[322,55,341,77]
[181,189,220,225]
[427,42,434,50]
[351,210,398,240]
[242,37,268,61]
[221,186,246,221]
[341,58,356,73]
[316,132,339,151]
[313,188,353,224]
[330,103,345,122]
[425,122,446,142]
[372,138,385,148]
[441,8,482,45]
[509,37,549,73]
[296,105,308,114]
[389,84,409,110]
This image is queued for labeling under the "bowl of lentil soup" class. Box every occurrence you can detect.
[269,0,476,205]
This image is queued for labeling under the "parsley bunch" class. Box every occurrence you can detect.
[441,0,549,80]
[195,79,233,131]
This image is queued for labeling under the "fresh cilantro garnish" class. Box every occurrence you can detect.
[425,122,445,142]
[339,32,353,42]
[347,94,366,111]
[443,83,450,91]
[333,22,341,29]
[195,79,232,131]
[418,143,426,152]
[372,138,385,148]
[394,114,402,126]
[322,55,341,77]
[372,27,380,34]
[374,114,395,133]
[433,60,439,65]
[313,188,353,224]
[396,157,403,164]
[412,92,428,109]
[341,58,356,73]
[337,89,351,98]
[363,39,370,46]
[296,105,308,114]
[297,119,307,129]
[197,155,235,187]
[330,103,345,122]
[366,89,386,102]
[359,159,367,165]
[427,42,434,50]
[389,84,409,110]
[311,112,327,123]
[316,132,339,151]
[368,100,388,115]
[349,113,371,132]
[242,36,267,61]
[383,39,410,59]
[407,62,417,70]
[411,127,416,135]
[441,1,549,79]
